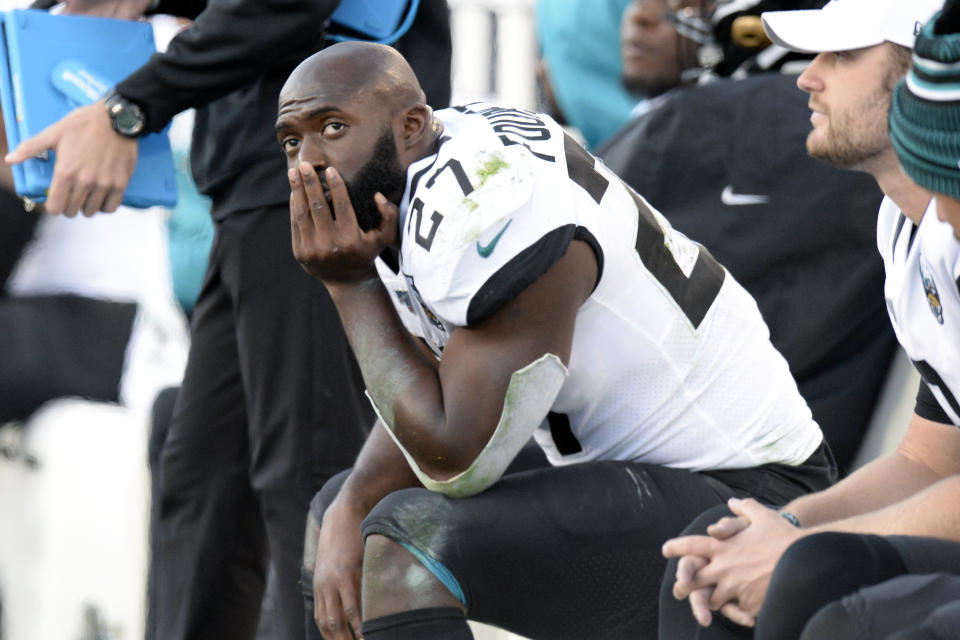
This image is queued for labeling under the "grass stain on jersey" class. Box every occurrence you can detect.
[476,151,509,188]
[461,152,510,214]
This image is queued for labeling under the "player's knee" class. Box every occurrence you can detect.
[771,532,851,599]
[362,534,426,603]
[303,470,352,575]
[303,505,321,576]
[681,503,733,536]
[799,600,857,640]
[362,533,462,618]
[361,488,467,616]
[363,533,414,580]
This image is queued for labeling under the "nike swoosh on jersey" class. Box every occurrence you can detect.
[721,185,770,206]
[476,218,513,258]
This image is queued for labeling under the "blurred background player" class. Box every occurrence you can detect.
[534,0,637,149]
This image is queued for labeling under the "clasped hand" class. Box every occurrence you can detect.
[289,162,396,285]
[661,497,804,628]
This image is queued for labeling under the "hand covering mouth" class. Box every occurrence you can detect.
[317,171,334,213]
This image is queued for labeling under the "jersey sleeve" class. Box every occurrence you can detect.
[404,140,578,327]
[914,379,954,425]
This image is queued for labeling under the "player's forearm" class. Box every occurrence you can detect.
[785,451,944,528]
[810,474,960,540]
[333,421,420,518]
[325,278,454,469]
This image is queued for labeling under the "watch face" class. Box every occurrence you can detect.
[115,108,144,135]
[107,94,145,137]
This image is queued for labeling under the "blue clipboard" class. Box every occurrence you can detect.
[0,9,177,209]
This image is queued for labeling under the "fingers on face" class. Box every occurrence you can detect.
[303,164,333,226]
[373,192,399,235]
[289,166,318,243]
[324,167,358,228]
[291,204,304,253]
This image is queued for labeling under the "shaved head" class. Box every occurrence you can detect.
[276,42,441,233]
[281,42,426,116]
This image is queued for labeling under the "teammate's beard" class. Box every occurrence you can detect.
[345,127,407,232]
[807,66,900,170]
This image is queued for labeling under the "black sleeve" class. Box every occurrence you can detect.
[151,0,208,19]
[392,0,452,109]
[116,0,340,133]
[914,380,954,425]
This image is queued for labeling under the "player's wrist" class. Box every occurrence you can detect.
[103,88,147,138]
[779,511,801,528]
[324,271,383,298]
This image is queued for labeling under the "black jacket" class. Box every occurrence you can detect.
[116,0,451,219]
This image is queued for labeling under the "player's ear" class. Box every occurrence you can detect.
[398,103,431,150]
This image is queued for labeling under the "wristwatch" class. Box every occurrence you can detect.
[103,89,146,138]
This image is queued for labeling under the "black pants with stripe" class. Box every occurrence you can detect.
[305,443,834,640]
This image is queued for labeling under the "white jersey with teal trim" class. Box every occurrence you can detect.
[878,196,960,425]
[375,103,821,470]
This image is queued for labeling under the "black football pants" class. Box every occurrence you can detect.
[150,204,372,640]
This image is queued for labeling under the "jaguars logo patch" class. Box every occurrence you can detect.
[407,279,447,332]
[919,258,944,324]
[394,289,416,315]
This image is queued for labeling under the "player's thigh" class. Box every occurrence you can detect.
[362,461,729,640]
[802,573,960,640]
[885,535,960,575]
[757,532,909,640]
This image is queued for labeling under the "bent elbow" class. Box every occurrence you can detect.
[428,465,505,499]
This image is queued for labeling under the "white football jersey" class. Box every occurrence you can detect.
[375,103,822,470]
[878,196,960,425]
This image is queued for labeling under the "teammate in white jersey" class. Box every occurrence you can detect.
[277,42,834,640]
[661,1,960,638]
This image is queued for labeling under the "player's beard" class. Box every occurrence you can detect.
[345,127,407,232]
[806,68,899,170]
